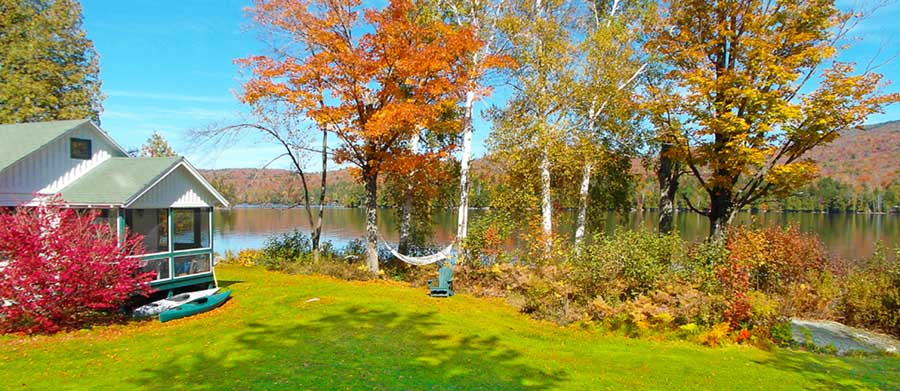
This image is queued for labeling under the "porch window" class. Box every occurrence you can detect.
[93,209,117,230]
[73,208,116,232]
[140,258,170,281]
[173,208,210,250]
[174,253,211,277]
[124,209,169,253]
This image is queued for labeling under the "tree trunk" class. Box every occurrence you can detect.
[540,144,553,253]
[312,127,327,263]
[657,143,679,234]
[398,134,419,255]
[574,161,592,245]
[398,192,412,255]
[457,90,475,242]
[708,186,735,240]
[364,171,379,273]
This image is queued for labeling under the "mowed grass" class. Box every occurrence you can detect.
[0,266,897,390]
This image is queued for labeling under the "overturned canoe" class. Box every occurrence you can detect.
[159,291,231,323]
[133,288,219,318]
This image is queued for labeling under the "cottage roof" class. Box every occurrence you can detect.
[58,157,229,208]
[0,120,126,171]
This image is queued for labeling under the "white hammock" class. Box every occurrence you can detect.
[379,235,455,266]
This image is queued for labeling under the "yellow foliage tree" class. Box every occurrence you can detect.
[646,0,899,238]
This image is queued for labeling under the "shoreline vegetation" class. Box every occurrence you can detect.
[226,203,900,215]
[221,225,900,343]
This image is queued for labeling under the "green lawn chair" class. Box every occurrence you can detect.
[428,265,454,297]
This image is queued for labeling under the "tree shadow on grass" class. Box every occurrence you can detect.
[215,280,244,289]
[129,306,566,390]
[752,349,899,391]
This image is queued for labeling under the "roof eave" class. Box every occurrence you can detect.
[122,158,230,209]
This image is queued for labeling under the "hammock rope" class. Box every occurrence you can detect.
[378,234,455,266]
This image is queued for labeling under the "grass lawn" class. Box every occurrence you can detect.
[1,265,897,390]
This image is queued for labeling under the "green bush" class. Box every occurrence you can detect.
[571,230,686,301]
[837,245,900,337]
[261,230,313,268]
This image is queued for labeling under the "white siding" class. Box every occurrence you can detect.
[0,123,126,205]
[129,165,216,208]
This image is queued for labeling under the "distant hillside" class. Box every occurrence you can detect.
[202,120,899,206]
[201,167,358,206]
[806,120,900,188]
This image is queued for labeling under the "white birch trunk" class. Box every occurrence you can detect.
[364,173,379,273]
[575,161,592,245]
[398,134,419,254]
[457,89,475,241]
[540,144,552,253]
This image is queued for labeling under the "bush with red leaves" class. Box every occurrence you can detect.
[0,200,153,334]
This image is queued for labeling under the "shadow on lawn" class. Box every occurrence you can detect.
[215,280,244,289]
[130,306,566,390]
[753,350,899,391]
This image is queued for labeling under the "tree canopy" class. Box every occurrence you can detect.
[239,0,482,271]
[645,0,899,238]
[0,0,103,124]
[140,132,178,157]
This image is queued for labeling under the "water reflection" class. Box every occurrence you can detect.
[214,208,899,261]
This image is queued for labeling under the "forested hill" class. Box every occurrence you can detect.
[202,120,899,207]
[201,167,358,206]
[806,120,900,188]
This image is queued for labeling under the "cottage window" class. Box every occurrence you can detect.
[124,209,169,253]
[70,138,92,159]
[140,258,170,281]
[173,208,210,250]
[174,253,211,277]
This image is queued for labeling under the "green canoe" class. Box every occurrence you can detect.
[159,291,231,323]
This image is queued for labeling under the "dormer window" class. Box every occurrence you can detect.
[70,138,91,159]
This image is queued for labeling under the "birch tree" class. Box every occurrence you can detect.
[572,0,648,245]
[438,0,509,245]
[490,0,578,255]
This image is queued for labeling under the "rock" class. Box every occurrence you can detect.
[791,318,900,355]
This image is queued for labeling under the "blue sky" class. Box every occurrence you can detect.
[81,0,900,170]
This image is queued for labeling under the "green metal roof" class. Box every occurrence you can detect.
[0,119,92,171]
[59,157,183,205]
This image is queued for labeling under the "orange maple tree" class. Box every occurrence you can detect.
[239,0,482,272]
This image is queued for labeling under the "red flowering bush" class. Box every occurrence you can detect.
[0,201,153,334]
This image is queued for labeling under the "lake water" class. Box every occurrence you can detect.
[213,208,899,261]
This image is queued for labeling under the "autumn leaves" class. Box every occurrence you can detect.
[234,0,898,270]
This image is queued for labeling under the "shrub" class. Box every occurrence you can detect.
[696,322,731,347]
[571,230,686,301]
[460,212,515,265]
[221,249,264,266]
[261,230,313,268]
[769,320,795,347]
[720,225,831,330]
[0,202,153,334]
[837,246,900,337]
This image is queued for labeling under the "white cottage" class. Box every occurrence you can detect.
[0,119,229,293]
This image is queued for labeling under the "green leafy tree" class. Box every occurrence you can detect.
[140,132,178,157]
[0,0,103,124]
[490,0,578,255]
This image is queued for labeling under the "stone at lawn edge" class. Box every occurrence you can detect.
[791,318,899,354]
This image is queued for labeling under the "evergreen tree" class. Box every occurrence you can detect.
[140,132,178,157]
[0,0,103,124]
